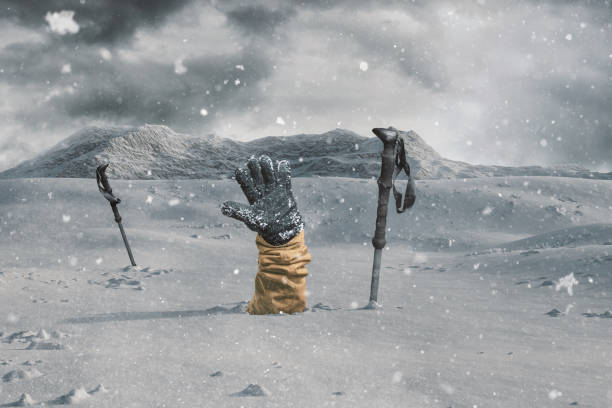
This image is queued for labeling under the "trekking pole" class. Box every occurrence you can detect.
[96,164,137,266]
[366,127,416,309]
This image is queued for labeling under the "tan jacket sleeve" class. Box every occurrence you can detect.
[247,230,311,315]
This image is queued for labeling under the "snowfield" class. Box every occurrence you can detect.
[0,176,611,407]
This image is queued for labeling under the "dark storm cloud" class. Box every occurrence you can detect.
[1,38,271,130]
[58,52,272,125]
[300,0,611,167]
[0,0,610,171]
[225,4,297,35]
[0,0,192,43]
[0,1,277,137]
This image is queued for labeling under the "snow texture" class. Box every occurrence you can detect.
[0,166,611,407]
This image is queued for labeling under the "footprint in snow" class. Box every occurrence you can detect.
[91,266,173,290]
[22,360,43,366]
[2,329,68,350]
[26,342,64,350]
[539,280,555,287]
[582,310,612,318]
[122,266,173,278]
[104,277,144,291]
[309,302,340,312]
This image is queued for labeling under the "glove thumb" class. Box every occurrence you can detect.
[221,201,254,225]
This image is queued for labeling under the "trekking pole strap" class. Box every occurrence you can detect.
[391,134,417,213]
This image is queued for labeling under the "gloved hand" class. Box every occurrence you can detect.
[221,155,304,246]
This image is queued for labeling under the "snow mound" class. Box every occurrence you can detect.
[1,124,610,180]
[89,384,109,395]
[2,367,42,383]
[54,387,90,404]
[499,224,612,251]
[231,384,270,397]
[5,393,37,406]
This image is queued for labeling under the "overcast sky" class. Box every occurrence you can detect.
[0,0,610,171]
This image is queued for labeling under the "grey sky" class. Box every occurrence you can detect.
[0,0,610,171]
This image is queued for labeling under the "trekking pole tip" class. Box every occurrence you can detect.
[364,300,382,310]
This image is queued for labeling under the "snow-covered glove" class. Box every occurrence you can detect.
[221,155,304,246]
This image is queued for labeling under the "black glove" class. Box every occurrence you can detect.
[221,155,304,246]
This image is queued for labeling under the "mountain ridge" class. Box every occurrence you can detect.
[1,124,610,180]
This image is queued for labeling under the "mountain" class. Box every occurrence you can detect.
[1,124,610,180]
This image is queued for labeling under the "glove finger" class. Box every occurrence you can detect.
[247,156,265,193]
[259,155,276,186]
[221,201,254,225]
[276,160,292,190]
[235,166,259,204]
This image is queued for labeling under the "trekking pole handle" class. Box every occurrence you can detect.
[110,203,122,224]
[371,127,399,250]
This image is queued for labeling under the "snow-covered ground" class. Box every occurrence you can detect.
[0,176,611,407]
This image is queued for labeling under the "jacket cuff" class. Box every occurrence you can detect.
[248,230,311,315]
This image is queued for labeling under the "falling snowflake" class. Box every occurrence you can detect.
[174,59,187,75]
[99,48,112,61]
[555,272,578,295]
[482,206,493,215]
[276,116,286,125]
[548,389,562,400]
[235,64,245,71]
[359,61,369,71]
[145,196,154,204]
[200,108,208,117]
[61,63,71,74]
[540,139,548,147]
[168,198,180,206]
[45,10,80,35]
[62,214,71,223]
[565,33,572,41]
